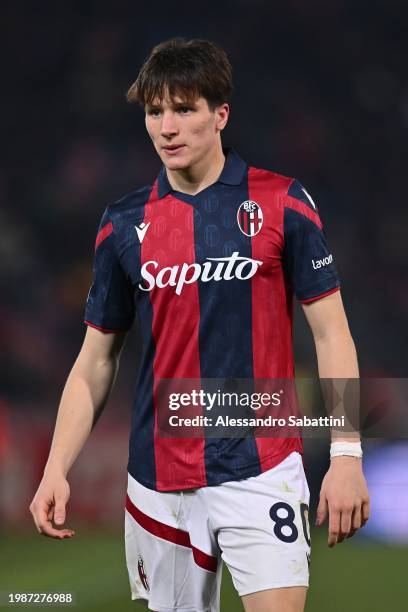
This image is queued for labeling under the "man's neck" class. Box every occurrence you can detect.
[165,144,225,196]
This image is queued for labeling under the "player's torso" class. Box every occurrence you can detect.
[108,158,302,490]
[86,149,340,489]
[111,165,294,380]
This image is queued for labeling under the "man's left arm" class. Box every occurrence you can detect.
[302,290,370,547]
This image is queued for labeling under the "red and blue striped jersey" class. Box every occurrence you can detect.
[84,148,340,491]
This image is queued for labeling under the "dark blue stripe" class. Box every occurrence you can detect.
[284,207,340,301]
[113,189,157,489]
[127,290,157,488]
[193,172,261,485]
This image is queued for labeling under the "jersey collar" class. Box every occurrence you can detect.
[156,147,247,199]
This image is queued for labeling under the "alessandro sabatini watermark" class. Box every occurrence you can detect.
[155,378,367,439]
[156,377,408,439]
[168,413,345,429]
[167,388,345,430]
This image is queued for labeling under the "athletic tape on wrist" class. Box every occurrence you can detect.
[330,441,363,459]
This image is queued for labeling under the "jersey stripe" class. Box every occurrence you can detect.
[285,192,323,229]
[141,190,207,490]
[95,221,113,251]
[248,167,303,471]
[195,168,261,485]
[127,184,157,488]
[84,320,124,333]
[299,285,340,303]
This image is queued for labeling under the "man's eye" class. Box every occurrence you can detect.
[148,109,161,117]
[178,107,191,114]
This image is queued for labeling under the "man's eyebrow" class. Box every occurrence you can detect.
[172,99,197,107]
[145,98,197,110]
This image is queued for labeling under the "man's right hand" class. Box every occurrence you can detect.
[29,471,75,539]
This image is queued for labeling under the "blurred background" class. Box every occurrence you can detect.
[1,0,407,610]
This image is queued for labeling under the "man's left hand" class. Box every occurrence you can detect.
[316,456,370,547]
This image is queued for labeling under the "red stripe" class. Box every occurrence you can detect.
[248,168,294,379]
[84,320,123,333]
[125,494,217,572]
[285,194,323,230]
[192,547,217,573]
[95,221,113,251]
[126,494,190,546]
[300,285,340,304]
[248,167,302,471]
[141,185,207,491]
[253,210,259,234]
[243,209,248,234]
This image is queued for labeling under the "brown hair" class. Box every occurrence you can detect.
[127,38,233,111]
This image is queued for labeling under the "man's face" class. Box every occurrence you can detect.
[145,93,229,171]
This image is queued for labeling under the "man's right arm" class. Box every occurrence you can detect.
[29,326,127,539]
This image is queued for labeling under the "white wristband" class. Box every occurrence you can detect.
[330,441,362,459]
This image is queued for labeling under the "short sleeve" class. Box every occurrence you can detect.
[283,180,340,303]
[84,207,135,332]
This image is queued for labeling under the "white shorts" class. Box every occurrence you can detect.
[125,451,310,612]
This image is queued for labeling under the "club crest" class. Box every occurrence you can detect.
[137,555,150,591]
[237,200,263,237]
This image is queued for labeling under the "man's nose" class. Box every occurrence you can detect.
[160,111,178,137]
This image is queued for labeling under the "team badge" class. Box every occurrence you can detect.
[237,201,263,237]
[137,555,150,591]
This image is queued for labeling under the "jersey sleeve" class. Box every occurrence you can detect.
[84,207,135,332]
[283,179,340,303]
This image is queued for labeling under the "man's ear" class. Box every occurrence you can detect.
[216,103,229,131]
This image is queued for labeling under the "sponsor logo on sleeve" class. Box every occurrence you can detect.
[312,254,333,269]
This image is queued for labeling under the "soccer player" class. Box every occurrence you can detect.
[30,38,370,611]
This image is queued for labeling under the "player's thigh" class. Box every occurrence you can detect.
[125,474,222,611]
[242,586,307,612]
[206,452,311,598]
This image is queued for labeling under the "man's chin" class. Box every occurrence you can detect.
[162,156,191,171]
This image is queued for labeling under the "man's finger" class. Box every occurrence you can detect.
[316,494,328,526]
[38,520,75,539]
[30,501,51,532]
[328,507,341,547]
[352,504,362,531]
[54,496,67,526]
[347,506,361,539]
[361,499,370,524]
[32,504,75,539]
[337,508,353,543]
[37,509,75,539]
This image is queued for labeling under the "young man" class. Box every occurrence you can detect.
[30,38,370,611]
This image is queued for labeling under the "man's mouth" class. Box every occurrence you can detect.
[162,144,185,154]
